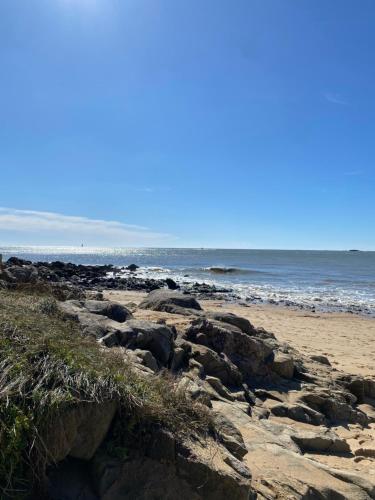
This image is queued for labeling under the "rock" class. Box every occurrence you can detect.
[223,455,251,480]
[6,256,32,266]
[206,312,255,335]
[47,458,98,500]
[188,342,243,387]
[44,401,117,463]
[214,411,248,460]
[357,403,375,423]
[205,376,236,401]
[354,445,375,459]
[290,429,350,454]
[364,378,375,398]
[186,318,274,378]
[5,265,39,283]
[97,436,252,500]
[177,375,209,401]
[126,264,139,272]
[272,352,295,379]
[269,402,326,426]
[124,320,174,366]
[310,354,331,366]
[139,289,203,316]
[188,359,205,378]
[211,402,373,500]
[83,300,133,323]
[166,278,179,290]
[307,461,375,499]
[132,349,159,372]
[295,388,368,425]
[171,347,187,372]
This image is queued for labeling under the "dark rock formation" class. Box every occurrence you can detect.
[139,289,203,316]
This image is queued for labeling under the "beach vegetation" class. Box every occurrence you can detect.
[0,289,213,499]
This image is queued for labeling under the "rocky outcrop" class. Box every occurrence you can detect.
[47,429,253,500]
[185,318,273,378]
[5,260,375,499]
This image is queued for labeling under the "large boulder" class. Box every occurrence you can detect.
[83,300,133,323]
[186,318,274,378]
[139,290,203,316]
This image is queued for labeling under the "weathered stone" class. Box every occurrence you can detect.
[188,342,243,387]
[272,352,294,379]
[296,388,368,425]
[270,402,326,426]
[125,320,174,365]
[310,354,331,366]
[170,347,187,372]
[205,376,236,401]
[139,289,203,316]
[354,445,375,459]
[214,411,248,460]
[44,402,117,463]
[224,455,252,480]
[132,349,159,372]
[186,318,273,378]
[290,429,350,454]
[5,265,38,283]
[83,300,133,323]
[206,312,254,334]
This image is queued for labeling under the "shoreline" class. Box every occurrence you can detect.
[1,249,375,316]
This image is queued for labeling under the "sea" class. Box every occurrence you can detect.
[1,246,375,315]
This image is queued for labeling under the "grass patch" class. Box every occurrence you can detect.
[0,289,213,498]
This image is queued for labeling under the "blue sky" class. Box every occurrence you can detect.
[0,0,374,249]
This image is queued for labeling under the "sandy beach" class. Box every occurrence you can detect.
[105,290,375,378]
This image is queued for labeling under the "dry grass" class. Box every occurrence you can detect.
[0,289,213,498]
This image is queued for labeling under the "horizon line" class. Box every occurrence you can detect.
[0,245,373,252]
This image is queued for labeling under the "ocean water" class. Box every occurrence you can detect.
[1,246,375,314]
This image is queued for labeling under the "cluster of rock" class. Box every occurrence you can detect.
[0,257,228,299]
[43,288,375,499]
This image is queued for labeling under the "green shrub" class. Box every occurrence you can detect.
[0,290,212,498]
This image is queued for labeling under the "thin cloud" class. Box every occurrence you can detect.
[323,92,348,105]
[0,207,173,245]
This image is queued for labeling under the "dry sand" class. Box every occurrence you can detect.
[105,290,375,378]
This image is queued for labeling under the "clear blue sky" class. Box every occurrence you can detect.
[0,0,374,249]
